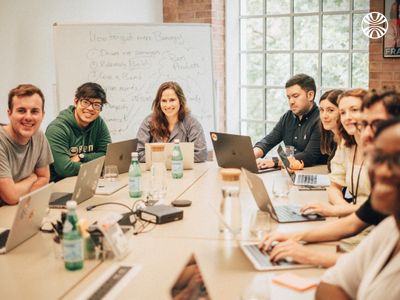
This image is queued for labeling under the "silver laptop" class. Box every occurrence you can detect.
[209,196,313,271]
[0,183,53,254]
[277,145,330,187]
[210,132,280,174]
[104,139,138,174]
[95,179,126,195]
[242,168,325,223]
[144,142,194,171]
[50,156,105,208]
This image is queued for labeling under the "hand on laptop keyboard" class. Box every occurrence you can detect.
[300,202,336,217]
[256,158,274,169]
[267,240,315,265]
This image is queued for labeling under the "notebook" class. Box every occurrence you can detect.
[50,156,105,208]
[210,132,280,174]
[0,183,53,254]
[209,197,314,271]
[144,142,194,171]
[242,168,325,223]
[104,139,138,174]
[277,145,330,187]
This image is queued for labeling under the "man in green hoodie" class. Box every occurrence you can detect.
[46,82,111,182]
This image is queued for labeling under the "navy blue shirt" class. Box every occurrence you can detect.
[356,196,387,226]
[254,103,326,166]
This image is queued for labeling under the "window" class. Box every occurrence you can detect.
[230,0,369,143]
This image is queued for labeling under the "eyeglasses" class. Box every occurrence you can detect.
[356,119,384,133]
[79,98,103,111]
[372,150,400,169]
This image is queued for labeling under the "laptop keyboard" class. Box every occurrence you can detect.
[0,230,10,248]
[275,206,307,222]
[49,192,73,208]
[297,174,317,185]
[242,244,274,268]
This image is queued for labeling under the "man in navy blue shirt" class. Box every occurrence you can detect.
[253,73,326,169]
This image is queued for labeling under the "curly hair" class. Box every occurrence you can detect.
[150,81,190,140]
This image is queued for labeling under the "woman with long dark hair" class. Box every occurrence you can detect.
[136,81,207,162]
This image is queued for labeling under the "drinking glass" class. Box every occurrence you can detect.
[249,210,271,240]
[285,145,295,157]
[104,165,119,181]
[272,176,290,200]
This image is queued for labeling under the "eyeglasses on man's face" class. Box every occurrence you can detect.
[372,150,400,170]
[356,119,385,133]
[79,98,103,111]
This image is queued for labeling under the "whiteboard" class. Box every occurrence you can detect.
[53,23,215,142]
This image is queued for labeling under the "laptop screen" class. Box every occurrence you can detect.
[277,145,296,181]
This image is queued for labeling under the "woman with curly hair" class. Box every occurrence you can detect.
[136,81,207,163]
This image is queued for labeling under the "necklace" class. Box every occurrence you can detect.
[350,145,364,205]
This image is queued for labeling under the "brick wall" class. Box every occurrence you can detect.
[369,0,400,88]
[163,0,226,130]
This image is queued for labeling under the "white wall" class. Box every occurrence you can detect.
[0,0,162,126]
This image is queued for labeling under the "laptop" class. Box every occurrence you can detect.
[277,145,330,187]
[208,195,314,271]
[242,168,325,223]
[210,132,280,174]
[50,156,105,208]
[144,142,194,171]
[104,139,138,174]
[0,183,53,254]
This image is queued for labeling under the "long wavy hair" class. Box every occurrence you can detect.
[337,88,368,147]
[150,81,190,140]
[320,89,343,156]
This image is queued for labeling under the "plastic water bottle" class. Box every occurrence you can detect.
[219,169,241,235]
[129,152,142,198]
[63,200,84,271]
[150,143,167,203]
[171,139,183,179]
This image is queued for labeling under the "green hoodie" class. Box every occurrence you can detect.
[46,105,111,182]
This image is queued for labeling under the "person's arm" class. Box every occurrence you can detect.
[186,116,207,163]
[0,175,38,205]
[259,212,369,251]
[136,116,152,163]
[301,201,358,218]
[327,182,349,205]
[293,119,323,167]
[316,282,351,300]
[30,165,50,192]
[82,118,111,162]
[46,124,81,178]
[253,113,286,158]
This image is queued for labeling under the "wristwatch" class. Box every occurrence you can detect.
[78,153,85,161]
[272,157,279,168]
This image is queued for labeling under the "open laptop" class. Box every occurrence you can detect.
[0,183,53,254]
[277,145,330,187]
[50,156,105,208]
[144,142,194,171]
[209,196,313,271]
[210,132,280,174]
[242,168,325,223]
[104,138,138,174]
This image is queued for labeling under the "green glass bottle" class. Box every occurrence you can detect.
[129,152,142,198]
[171,139,184,179]
[63,200,84,271]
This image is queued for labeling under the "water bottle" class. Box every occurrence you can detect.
[129,152,142,198]
[150,143,167,203]
[219,169,241,235]
[171,139,183,179]
[63,200,84,271]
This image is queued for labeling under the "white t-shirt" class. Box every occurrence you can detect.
[322,216,400,300]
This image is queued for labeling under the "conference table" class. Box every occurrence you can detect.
[0,161,338,299]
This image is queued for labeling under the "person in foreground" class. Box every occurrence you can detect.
[258,88,400,267]
[0,84,53,205]
[316,119,400,300]
[254,73,326,169]
[46,82,111,182]
[136,81,207,163]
